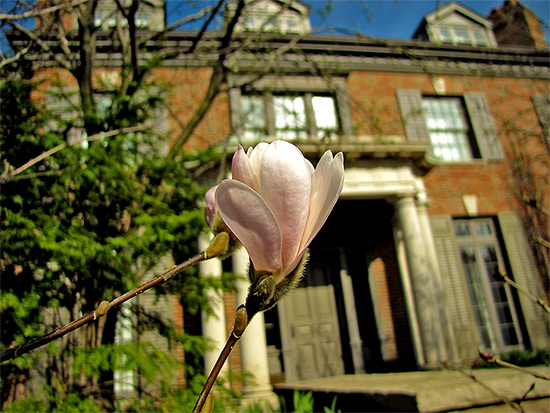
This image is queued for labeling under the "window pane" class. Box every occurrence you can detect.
[481,245,520,346]
[274,96,306,140]
[439,28,452,43]
[423,98,473,161]
[312,96,337,139]
[460,246,494,349]
[472,30,488,46]
[475,221,492,236]
[242,95,265,140]
[312,96,337,129]
[454,222,471,237]
[455,29,471,44]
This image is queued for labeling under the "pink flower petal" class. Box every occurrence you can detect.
[259,141,311,270]
[299,150,344,252]
[231,145,258,190]
[204,185,218,227]
[215,179,283,273]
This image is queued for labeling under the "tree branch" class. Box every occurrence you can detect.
[499,268,550,314]
[0,0,89,21]
[1,125,147,182]
[9,21,73,71]
[0,232,230,363]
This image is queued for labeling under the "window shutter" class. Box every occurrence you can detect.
[396,89,430,143]
[464,92,505,160]
[497,212,549,349]
[430,216,478,360]
[532,94,550,149]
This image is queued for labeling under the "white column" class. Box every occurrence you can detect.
[395,195,441,367]
[233,249,279,409]
[199,233,227,374]
[338,249,365,374]
[416,194,458,361]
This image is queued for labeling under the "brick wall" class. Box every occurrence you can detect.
[348,71,549,217]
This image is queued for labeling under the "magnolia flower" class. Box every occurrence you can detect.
[215,141,344,287]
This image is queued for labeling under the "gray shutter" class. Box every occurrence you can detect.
[497,212,549,349]
[430,216,478,361]
[532,94,550,149]
[464,92,505,160]
[396,89,430,143]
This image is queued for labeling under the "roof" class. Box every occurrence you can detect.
[413,2,494,39]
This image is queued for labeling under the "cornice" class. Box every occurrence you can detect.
[5,29,550,79]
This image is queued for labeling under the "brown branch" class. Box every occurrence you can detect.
[193,305,249,413]
[0,232,230,363]
[193,330,239,413]
[1,125,147,182]
[187,0,225,55]
[499,268,550,314]
[0,0,89,21]
[480,351,549,381]
[9,21,73,71]
[443,361,524,412]
[0,43,32,70]
[167,0,246,157]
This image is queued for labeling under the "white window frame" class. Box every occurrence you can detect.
[454,218,524,353]
[422,96,478,162]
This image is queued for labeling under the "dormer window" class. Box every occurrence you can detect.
[413,2,497,48]
[228,0,311,35]
[435,26,490,46]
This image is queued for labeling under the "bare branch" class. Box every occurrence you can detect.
[443,361,524,412]
[0,0,89,21]
[480,351,550,381]
[168,0,246,156]
[0,232,230,363]
[187,0,225,55]
[1,126,147,182]
[499,268,550,314]
[0,43,32,70]
[9,21,73,71]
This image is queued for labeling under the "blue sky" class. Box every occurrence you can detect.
[2,0,549,51]
[301,0,550,40]
[165,0,549,41]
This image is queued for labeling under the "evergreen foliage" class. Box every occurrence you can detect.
[0,60,230,409]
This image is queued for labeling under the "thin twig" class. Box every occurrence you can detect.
[0,251,206,363]
[0,0,89,21]
[499,268,550,314]
[480,351,550,381]
[0,232,230,363]
[443,361,524,412]
[192,330,240,413]
[1,125,147,182]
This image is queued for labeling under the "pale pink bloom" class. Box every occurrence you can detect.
[204,185,218,228]
[215,140,344,283]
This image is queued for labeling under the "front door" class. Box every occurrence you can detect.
[277,249,345,382]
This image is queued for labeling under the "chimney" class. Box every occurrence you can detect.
[487,0,547,50]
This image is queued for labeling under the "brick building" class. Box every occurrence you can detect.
[7,0,549,405]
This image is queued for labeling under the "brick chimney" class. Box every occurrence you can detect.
[487,0,547,50]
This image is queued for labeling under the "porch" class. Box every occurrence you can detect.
[272,365,550,412]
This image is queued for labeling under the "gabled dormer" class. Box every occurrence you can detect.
[226,0,311,35]
[413,2,497,48]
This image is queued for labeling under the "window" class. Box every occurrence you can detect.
[240,92,339,141]
[422,97,478,161]
[435,27,489,47]
[454,219,523,352]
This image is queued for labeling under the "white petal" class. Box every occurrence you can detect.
[231,145,259,191]
[259,141,312,269]
[215,180,283,273]
[299,151,344,252]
